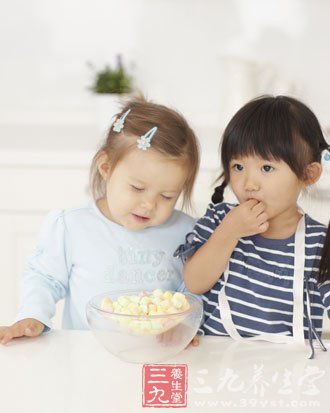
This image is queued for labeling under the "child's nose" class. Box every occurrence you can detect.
[244,175,260,192]
[140,197,156,211]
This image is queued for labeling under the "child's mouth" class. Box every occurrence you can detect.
[132,213,150,223]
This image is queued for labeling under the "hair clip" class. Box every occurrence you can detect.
[321,148,330,174]
[323,148,330,162]
[112,109,131,133]
[137,126,158,151]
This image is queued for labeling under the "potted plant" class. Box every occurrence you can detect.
[89,55,133,132]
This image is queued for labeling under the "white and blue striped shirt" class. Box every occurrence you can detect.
[177,202,330,338]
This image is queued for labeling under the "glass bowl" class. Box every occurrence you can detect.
[86,290,203,363]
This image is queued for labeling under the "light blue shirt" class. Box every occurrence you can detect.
[16,201,196,330]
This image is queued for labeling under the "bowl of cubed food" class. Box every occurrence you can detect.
[86,289,203,363]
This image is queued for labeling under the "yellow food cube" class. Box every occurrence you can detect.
[100,297,113,311]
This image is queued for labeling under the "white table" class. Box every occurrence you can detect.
[1,330,329,413]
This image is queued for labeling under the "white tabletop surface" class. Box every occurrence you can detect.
[0,330,329,413]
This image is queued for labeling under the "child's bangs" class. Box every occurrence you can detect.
[225,124,295,163]
[221,98,307,178]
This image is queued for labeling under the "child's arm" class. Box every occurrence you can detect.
[184,223,238,294]
[184,199,268,294]
[1,210,71,344]
[16,210,71,328]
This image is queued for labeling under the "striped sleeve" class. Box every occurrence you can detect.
[174,202,234,262]
[319,281,330,318]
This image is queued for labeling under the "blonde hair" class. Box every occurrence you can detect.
[90,97,200,210]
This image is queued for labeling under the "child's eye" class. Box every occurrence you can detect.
[261,165,274,173]
[233,164,244,172]
[161,194,173,201]
[131,185,144,192]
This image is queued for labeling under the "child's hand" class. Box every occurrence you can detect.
[0,318,45,345]
[188,335,200,347]
[157,328,200,348]
[221,199,269,239]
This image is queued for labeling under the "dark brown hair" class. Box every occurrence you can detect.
[90,97,200,210]
[212,95,330,284]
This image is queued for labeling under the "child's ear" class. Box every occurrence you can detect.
[303,162,322,186]
[97,152,111,180]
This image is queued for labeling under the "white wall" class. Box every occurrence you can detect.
[0,0,329,333]
[1,0,330,130]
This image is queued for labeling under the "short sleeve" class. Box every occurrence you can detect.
[16,210,72,330]
[174,202,234,262]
